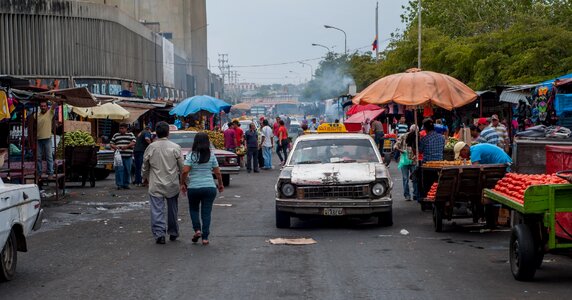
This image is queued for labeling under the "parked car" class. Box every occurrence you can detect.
[275,133,393,228]
[169,131,240,186]
[0,179,43,281]
[221,119,260,132]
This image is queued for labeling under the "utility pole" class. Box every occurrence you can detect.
[418,0,422,69]
[218,53,228,98]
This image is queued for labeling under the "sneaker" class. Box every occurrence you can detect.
[156,236,166,244]
[404,196,411,201]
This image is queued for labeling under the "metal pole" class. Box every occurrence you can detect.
[418,0,422,69]
[375,2,379,59]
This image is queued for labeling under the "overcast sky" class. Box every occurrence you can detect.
[207,0,409,85]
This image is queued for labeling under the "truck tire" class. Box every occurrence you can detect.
[276,209,291,228]
[0,230,17,281]
[222,174,230,187]
[510,224,537,281]
[377,210,393,227]
[94,169,111,181]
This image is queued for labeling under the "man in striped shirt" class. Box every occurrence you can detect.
[396,116,408,136]
[490,114,509,152]
[111,123,136,190]
[476,118,501,146]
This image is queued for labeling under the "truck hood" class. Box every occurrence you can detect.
[290,163,376,185]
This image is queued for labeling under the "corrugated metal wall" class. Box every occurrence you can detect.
[0,12,163,83]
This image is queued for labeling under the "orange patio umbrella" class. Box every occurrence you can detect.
[352,68,477,110]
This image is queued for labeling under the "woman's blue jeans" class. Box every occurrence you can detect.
[400,164,418,200]
[187,187,217,240]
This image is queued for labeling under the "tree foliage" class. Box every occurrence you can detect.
[304,0,572,97]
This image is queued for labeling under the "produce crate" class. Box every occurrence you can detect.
[65,146,98,168]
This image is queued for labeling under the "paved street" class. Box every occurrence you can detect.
[1,161,572,299]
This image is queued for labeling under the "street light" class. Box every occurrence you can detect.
[299,61,313,80]
[324,25,347,54]
[311,43,331,53]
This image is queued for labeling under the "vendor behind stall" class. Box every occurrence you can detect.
[419,118,445,162]
[454,142,512,166]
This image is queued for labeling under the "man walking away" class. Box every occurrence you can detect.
[260,120,273,169]
[371,118,384,152]
[36,100,56,179]
[245,123,259,173]
[277,120,289,165]
[111,123,136,190]
[142,122,184,244]
[133,125,152,186]
[223,122,237,152]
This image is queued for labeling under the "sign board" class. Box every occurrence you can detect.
[317,123,347,133]
[64,120,91,133]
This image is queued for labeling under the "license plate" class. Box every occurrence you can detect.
[323,208,344,216]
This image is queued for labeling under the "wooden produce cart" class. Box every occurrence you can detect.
[482,176,572,281]
[64,145,98,187]
[423,164,507,232]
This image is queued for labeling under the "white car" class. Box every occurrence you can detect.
[221,119,260,132]
[275,133,393,228]
[0,179,43,281]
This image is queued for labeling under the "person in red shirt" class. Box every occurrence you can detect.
[276,120,289,165]
[273,116,281,138]
[233,120,244,146]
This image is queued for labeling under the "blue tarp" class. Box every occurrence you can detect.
[539,73,572,87]
[169,95,231,116]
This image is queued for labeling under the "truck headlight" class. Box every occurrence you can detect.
[281,183,295,197]
[227,157,237,164]
[371,182,386,197]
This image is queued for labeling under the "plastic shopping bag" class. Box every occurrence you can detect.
[113,150,123,168]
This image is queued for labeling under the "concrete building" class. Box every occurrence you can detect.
[0,0,218,99]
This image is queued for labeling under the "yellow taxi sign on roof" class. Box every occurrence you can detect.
[316,123,347,133]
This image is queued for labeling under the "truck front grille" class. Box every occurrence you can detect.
[296,185,370,199]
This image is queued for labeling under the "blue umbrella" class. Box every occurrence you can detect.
[169,95,231,116]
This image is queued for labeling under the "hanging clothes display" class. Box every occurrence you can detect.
[423,103,434,117]
[0,90,11,121]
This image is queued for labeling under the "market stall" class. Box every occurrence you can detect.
[0,82,97,200]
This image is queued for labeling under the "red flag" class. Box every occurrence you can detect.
[372,35,378,51]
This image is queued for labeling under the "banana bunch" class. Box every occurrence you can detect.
[56,130,96,158]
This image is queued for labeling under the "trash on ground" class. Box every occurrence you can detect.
[214,203,233,207]
[234,195,241,198]
[400,229,410,236]
[267,238,317,245]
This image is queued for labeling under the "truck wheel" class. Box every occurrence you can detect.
[0,230,17,281]
[276,209,291,228]
[433,205,443,232]
[94,169,111,181]
[377,210,393,227]
[222,174,230,187]
[510,224,537,281]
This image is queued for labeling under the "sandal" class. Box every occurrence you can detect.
[202,240,209,246]
[192,231,202,243]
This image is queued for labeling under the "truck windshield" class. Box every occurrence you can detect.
[288,139,379,165]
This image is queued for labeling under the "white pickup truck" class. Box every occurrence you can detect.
[0,178,43,281]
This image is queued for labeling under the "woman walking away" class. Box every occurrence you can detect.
[180,132,224,245]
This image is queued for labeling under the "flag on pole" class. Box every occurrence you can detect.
[372,34,378,51]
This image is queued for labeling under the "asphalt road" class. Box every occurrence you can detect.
[1,159,572,299]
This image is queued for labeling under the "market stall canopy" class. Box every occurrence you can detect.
[169,95,231,116]
[352,68,478,110]
[344,109,384,125]
[122,107,150,124]
[539,73,572,87]
[231,102,252,111]
[72,102,130,120]
[40,87,97,107]
[11,87,97,107]
[346,104,382,116]
[499,84,536,105]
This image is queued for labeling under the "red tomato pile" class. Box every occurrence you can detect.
[493,173,568,203]
[426,182,438,200]
[384,133,397,139]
